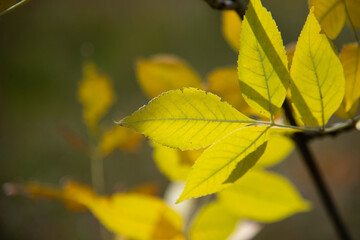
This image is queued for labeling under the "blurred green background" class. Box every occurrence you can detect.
[0,0,359,239]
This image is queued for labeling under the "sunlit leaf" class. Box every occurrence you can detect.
[256,134,294,168]
[222,10,242,51]
[238,0,290,120]
[189,202,239,240]
[340,43,360,112]
[217,170,310,222]
[78,62,115,132]
[177,126,270,203]
[117,88,254,150]
[152,142,203,181]
[290,8,345,127]
[100,126,143,156]
[136,54,202,98]
[309,0,346,39]
[207,67,254,115]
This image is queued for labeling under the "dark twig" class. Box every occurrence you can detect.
[201,0,353,238]
[202,0,249,19]
[283,100,352,240]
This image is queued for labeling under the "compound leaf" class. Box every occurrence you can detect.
[136,55,202,98]
[290,8,345,127]
[177,126,270,203]
[118,88,254,150]
[218,170,310,222]
[238,0,290,121]
[340,43,360,111]
[189,202,239,240]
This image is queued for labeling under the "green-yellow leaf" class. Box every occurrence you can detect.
[189,202,239,240]
[177,126,270,203]
[309,0,346,39]
[222,10,242,51]
[136,55,202,99]
[117,88,254,150]
[340,43,360,111]
[217,170,311,222]
[78,62,115,132]
[256,134,294,168]
[207,67,254,115]
[290,8,345,127]
[238,0,290,120]
[151,142,203,181]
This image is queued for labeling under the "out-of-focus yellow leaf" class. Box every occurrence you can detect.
[290,8,345,127]
[309,0,346,39]
[78,62,115,132]
[118,88,254,151]
[346,0,360,29]
[222,10,242,51]
[189,202,239,240]
[238,0,290,120]
[336,99,359,119]
[8,181,184,240]
[218,170,310,222]
[136,54,202,99]
[339,43,360,111]
[152,142,203,181]
[177,126,270,203]
[207,67,253,115]
[100,126,143,156]
[128,183,159,196]
[256,134,294,168]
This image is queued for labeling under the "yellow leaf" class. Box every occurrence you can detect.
[100,126,143,156]
[189,202,239,240]
[217,170,311,222]
[290,8,345,127]
[177,126,270,203]
[78,62,115,132]
[346,0,360,29]
[8,181,184,240]
[117,88,254,150]
[309,0,346,39]
[256,134,294,168]
[152,142,203,181]
[136,54,202,98]
[207,67,253,115]
[222,10,242,51]
[340,43,360,111]
[336,99,359,119]
[238,0,290,120]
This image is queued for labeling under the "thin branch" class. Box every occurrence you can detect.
[0,0,28,17]
[202,0,249,19]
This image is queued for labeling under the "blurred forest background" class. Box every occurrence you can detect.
[0,0,359,239]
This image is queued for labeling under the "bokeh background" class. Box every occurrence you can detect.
[0,0,359,239]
